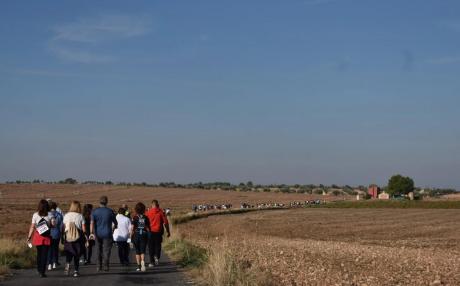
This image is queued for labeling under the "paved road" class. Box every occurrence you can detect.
[1,246,190,286]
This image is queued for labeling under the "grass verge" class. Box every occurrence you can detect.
[164,230,275,286]
[323,200,460,209]
[164,238,208,268]
[203,243,275,286]
[0,238,35,277]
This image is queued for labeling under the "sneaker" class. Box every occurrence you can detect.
[73,271,80,277]
[48,264,52,271]
[96,265,102,272]
[52,263,57,269]
[64,264,70,276]
[148,263,154,268]
[136,266,141,272]
[79,258,84,263]
[154,256,159,266]
[140,261,146,272]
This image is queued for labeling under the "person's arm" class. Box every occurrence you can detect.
[81,216,87,235]
[27,223,35,242]
[129,224,134,240]
[146,217,151,232]
[112,212,118,231]
[89,212,95,239]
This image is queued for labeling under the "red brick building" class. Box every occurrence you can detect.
[368,185,380,199]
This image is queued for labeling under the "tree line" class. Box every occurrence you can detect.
[4,176,457,198]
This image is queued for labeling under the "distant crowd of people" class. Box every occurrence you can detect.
[290,200,323,207]
[27,196,170,278]
[192,200,324,212]
[191,203,233,212]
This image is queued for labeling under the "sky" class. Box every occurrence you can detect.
[1,0,459,188]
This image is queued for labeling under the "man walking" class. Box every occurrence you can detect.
[146,199,170,267]
[90,196,117,271]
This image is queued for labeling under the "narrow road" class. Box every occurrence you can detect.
[1,246,190,286]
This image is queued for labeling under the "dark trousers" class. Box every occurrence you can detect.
[96,237,113,267]
[116,241,130,265]
[66,252,80,272]
[36,245,49,275]
[148,232,163,262]
[48,238,60,264]
[83,239,94,263]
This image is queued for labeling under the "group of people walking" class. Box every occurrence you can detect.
[27,196,170,278]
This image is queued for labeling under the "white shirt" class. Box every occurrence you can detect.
[63,212,85,230]
[32,212,52,225]
[113,214,131,242]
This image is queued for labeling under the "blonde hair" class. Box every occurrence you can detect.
[68,200,82,213]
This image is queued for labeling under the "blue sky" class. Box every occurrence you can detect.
[1,0,459,188]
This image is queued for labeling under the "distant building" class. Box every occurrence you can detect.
[378,191,390,200]
[408,192,414,201]
[368,185,380,199]
[356,193,365,200]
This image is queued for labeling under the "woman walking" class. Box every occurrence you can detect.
[63,201,85,277]
[131,202,150,272]
[81,204,94,265]
[113,207,132,266]
[27,199,54,278]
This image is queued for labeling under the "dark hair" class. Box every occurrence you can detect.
[151,199,159,207]
[118,207,126,214]
[83,204,93,219]
[37,199,49,216]
[135,202,146,215]
[49,201,57,210]
[100,196,108,206]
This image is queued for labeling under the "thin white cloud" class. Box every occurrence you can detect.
[426,56,460,65]
[52,14,151,44]
[48,44,114,64]
[48,13,151,64]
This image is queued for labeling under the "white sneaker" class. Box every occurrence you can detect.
[154,256,159,266]
[140,261,146,272]
[48,264,52,271]
[148,263,154,268]
[52,263,57,269]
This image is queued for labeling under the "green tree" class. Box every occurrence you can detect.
[387,174,414,196]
